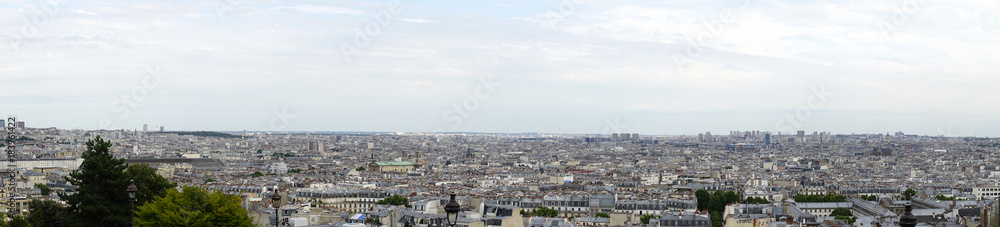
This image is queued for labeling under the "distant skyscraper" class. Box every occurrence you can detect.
[612,133,619,141]
[159,126,164,132]
[796,130,805,139]
[705,132,712,142]
[764,133,771,145]
[632,133,639,140]
[0,119,4,128]
[15,121,24,129]
[143,124,148,132]
[308,141,319,151]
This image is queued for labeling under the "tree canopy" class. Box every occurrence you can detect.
[902,189,917,200]
[376,195,410,206]
[695,190,711,210]
[524,206,558,217]
[126,163,178,206]
[59,136,132,227]
[743,197,770,204]
[134,186,253,227]
[56,136,179,226]
[34,183,50,196]
[27,199,67,227]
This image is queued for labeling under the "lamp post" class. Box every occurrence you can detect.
[127,179,138,227]
[444,194,460,227]
[272,187,282,227]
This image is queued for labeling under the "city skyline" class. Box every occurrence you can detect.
[2,0,998,136]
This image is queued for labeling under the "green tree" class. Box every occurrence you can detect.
[695,190,711,210]
[27,199,67,227]
[252,171,264,177]
[126,163,178,206]
[356,167,365,171]
[710,211,723,227]
[445,160,452,166]
[34,183,50,196]
[902,189,917,200]
[134,186,253,227]
[0,214,30,227]
[744,197,769,204]
[831,207,852,217]
[723,191,740,204]
[595,212,610,218]
[60,136,132,227]
[834,216,857,224]
[375,195,410,206]
[640,214,658,224]
[527,206,558,217]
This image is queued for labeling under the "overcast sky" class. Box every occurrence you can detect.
[1,0,997,136]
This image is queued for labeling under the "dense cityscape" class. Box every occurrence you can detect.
[3,120,1000,227]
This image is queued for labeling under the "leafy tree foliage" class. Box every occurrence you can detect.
[831,207,852,217]
[935,195,956,201]
[34,183,50,196]
[640,214,658,224]
[375,195,410,206]
[134,186,253,227]
[860,195,878,201]
[524,206,558,217]
[902,189,917,200]
[834,215,857,224]
[710,211,722,227]
[356,167,365,171]
[595,212,610,218]
[59,136,132,227]
[793,194,846,202]
[695,190,711,210]
[743,197,770,204]
[252,171,264,177]
[27,199,67,227]
[0,214,30,227]
[126,163,178,206]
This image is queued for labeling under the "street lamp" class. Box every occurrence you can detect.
[272,187,282,227]
[444,194,460,227]
[127,179,138,227]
